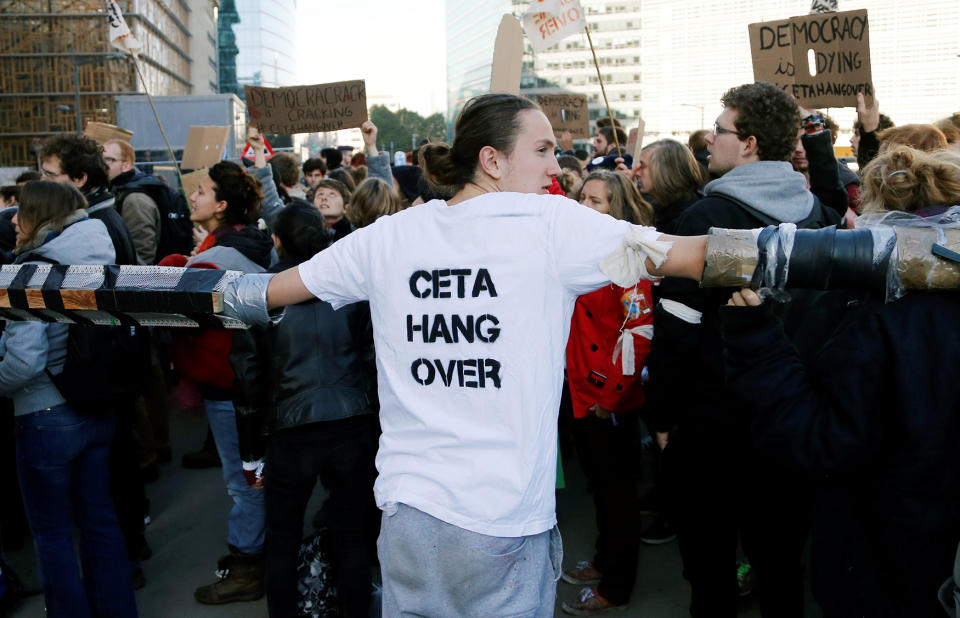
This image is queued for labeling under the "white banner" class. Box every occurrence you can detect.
[106,0,142,56]
[523,0,586,54]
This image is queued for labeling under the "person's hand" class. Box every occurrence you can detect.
[559,130,574,152]
[251,474,264,491]
[727,288,764,307]
[247,126,265,150]
[247,126,267,168]
[361,120,379,155]
[192,226,208,252]
[656,431,669,451]
[856,91,880,134]
[588,403,612,419]
[614,157,630,174]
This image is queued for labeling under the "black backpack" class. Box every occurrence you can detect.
[116,176,194,263]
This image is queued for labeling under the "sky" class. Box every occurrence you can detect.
[295,0,447,117]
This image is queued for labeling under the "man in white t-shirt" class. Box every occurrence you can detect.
[223,94,703,616]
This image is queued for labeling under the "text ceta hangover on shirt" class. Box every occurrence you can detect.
[406,267,502,389]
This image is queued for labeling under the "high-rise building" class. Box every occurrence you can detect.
[0,0,219,167]
[218,0,241,95]
[188,0,221,96]
[446,0,960,146]
[518,0,644,131]
[636,0,960,142]
[233,0,297,91]
[445,0,510,137]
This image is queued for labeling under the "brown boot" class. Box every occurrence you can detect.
[194,550,264,604]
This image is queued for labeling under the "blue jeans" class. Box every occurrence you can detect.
[205,399,265,554]
[14,404,138,618]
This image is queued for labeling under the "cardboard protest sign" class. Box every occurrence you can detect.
[632,116,645,161]
[490,15,523,95]
[749,9,873,108]
[536,93,589,139]
[523,0,586,54]
[84,121,133,144]
[244,80,367,135]
[180,126,230,170]
[180,169,206,202]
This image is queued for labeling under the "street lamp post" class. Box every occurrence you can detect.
[70,53,128,133]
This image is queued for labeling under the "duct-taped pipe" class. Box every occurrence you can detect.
[701,209,960,301]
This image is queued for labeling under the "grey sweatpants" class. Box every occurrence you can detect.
[378,503,562,617]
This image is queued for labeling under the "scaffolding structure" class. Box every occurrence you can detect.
[0,0,194,167]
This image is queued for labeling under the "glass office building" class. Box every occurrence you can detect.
[234,0,298,90]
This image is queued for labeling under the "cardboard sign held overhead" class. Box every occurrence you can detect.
[244,80,367,135]
[537,93,589,139]
[522,0,586,54]
[84,121,133,145]
[748,9,873,108]
[632,115,646,162]
[180,126,230,170]
[490,14,523,95]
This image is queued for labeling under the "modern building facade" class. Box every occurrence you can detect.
[446,0,960,147]
[233,0,297,91]
[0,0,219,167]
[445,0,510,137]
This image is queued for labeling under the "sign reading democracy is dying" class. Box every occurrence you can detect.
[748,9,873,108]
[244,80,367,134]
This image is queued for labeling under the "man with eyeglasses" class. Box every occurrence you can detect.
[40,135,138,266]
[103,139,163,265]
[644,82,840,618]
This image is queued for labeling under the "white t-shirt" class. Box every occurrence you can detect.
[299,191,634,537]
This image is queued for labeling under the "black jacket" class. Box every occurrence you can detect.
[84,186,138,265]
[802,130,848,218]
[720,293,960,618]
[231,259,378,461]
[650,191,700,236]
[644,190,838,435]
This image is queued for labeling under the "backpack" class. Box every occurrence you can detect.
[14,257,150,413]
[116,176,194,263]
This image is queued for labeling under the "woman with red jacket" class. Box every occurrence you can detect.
[561,170,655,615]
[163,160,274,605]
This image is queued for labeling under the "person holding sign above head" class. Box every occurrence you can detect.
[218,93,708,616]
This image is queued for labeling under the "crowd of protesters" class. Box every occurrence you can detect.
[0,82,959,618]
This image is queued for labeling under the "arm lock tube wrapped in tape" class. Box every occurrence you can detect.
[700,206,960,301]
[220,273,280,326]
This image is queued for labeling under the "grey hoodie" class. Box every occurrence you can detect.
[704,161,814,223]
[0,218,115,415]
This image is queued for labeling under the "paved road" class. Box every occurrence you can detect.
[6,407,774,617]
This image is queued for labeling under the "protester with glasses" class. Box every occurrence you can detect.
[645,82,840,617]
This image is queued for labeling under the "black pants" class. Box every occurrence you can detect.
[572,412,642,604]
[664,428,810,618]
[265,415,379,618]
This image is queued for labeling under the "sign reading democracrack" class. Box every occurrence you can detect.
[748,9,873,108]
[244,80,368,135]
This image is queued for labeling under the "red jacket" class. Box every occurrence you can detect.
[566,282,653,419]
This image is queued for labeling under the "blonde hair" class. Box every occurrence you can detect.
[347,177,400,228]
[578,170,654,225]
[104,138,135,163]
[860,146,960,214]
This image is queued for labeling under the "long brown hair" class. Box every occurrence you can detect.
[642,139,705,206]
[579,170,653,225]
[16,181,87,248]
